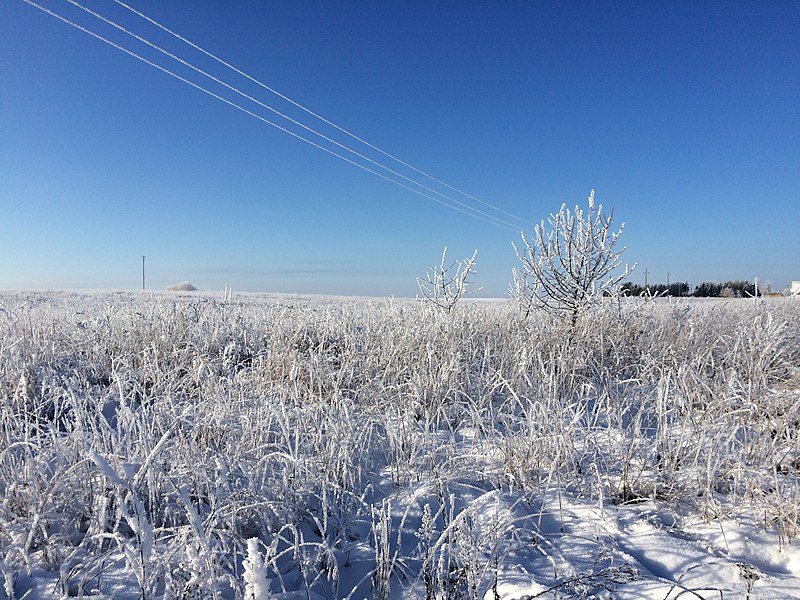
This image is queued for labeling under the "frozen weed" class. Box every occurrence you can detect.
[0,290,797,597]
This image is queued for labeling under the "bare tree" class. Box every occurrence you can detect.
[417,247,482,314]
[510,190,634,325]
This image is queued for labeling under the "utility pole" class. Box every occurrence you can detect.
[644,267,649,289]
[142,255,146,290]
[666,272,670,287]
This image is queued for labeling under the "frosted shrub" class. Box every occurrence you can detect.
[417,246,481,313]
[166,281,198,291]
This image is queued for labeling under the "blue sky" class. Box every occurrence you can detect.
[2,1,798,296]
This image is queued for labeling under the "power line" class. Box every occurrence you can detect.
[22,0,521,232]
[63,0,530,231]
[113,0,535,230]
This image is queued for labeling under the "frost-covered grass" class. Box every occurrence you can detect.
[0,290,798,599]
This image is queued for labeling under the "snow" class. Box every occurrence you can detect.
[0,290,798,598]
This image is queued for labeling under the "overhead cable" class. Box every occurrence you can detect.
[21,0,521,232]
[113,0,534,229]
[62,0,528,231]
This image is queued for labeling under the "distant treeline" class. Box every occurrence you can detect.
[621,280,759,298]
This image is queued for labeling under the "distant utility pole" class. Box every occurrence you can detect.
[666,272,670,287]
[142,255,146,290]
[643,267,649,289]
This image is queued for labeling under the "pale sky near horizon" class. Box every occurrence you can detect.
[2,1,798,296]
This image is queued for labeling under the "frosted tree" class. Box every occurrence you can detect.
[511,190,634,325]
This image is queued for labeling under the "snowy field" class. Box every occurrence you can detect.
[0,290,798,599]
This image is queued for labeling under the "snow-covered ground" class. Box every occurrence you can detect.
[0,290,798,599]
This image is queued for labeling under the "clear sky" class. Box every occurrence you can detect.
[2,1,798,296]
